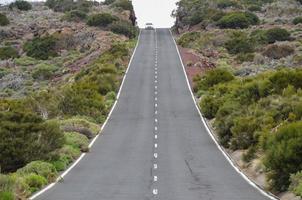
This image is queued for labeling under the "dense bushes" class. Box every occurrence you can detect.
[0,111,64,172]
[109,20,138,38]
[225,31,255,54]
[293,17,302,25]
[24,36,58,60]
[112,0,133,11]
[45,0,92,12]
[217,12,259,29]
[63,10,87,22]
[217,0,239,9]
[177,32,201,47]
[9,0,32,11]
[264,122,302,191]
[262,44,294,59]
[0,13,9,26]
[32,64,58,80]
[265,28,291,44]
[0,47,19,60]
[87,13,118,27]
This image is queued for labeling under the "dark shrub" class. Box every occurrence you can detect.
[235,53,255,63]
[264,122,302,191]
[225,31,255,54]
[200,95,221,119]
[63,10,87,22]
[177,32,201,47]
[109,20,138,38]
[262,44,294,59]
[9,0,32,11]
[217,12,259,29]
[0,112,64,172]
[32,64,58,80]
[293,17,302,25]
[24,36,58,60]
[0,13,9,26]
[217,0,239,9]
[265,28,291,43]
[87,13,118,27]
[112,0,133,11]
[46,0,91,12]
[248,5,262,12]
[197,68,234,90]
[0,46,19,60]
[103,0,115,5]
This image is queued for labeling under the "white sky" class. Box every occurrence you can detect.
[0,0,178,28]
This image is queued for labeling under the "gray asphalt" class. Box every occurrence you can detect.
[37,29,269,200]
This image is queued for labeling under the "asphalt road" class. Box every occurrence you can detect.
[36,29,270,200]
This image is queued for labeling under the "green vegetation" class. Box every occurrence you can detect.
[0,47,19,60]
[110,20,138,38]
[293,17,302,25]
[225,31,254,54]
[24,36,58,60]
[112,0,134,11]
[63,10,87,22]
[32,63,58,80]
[87,13,118,27]
[217,0,239,9]
[248,5,262,12]
[217,12,259,29]
[45,0,92,12]
[265,28,291,44]
[262,44,295,59]
[0,13,9,26]
[9,0,32,11]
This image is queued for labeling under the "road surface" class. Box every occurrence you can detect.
[36,29,270,200]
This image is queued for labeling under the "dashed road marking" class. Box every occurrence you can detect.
[155,134,158,139]
[153,189,158,195]
[155,126,158,131]
[155,119,158,123]
[155,91,158,95]
[154,153,158,158]
[155,110,158,115]
[155,103,158,107]
[154,176,158,182]
[154,143,158,148]
[154,163,158,169]
[155,97,157,101]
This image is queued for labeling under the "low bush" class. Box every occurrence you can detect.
[235,53,255,63]
[64,132,89,152]
[45,0,92,12]
[262,44,294,59]
[200,95,222,119]
[9,0,32,11]
[103,0,115,5]
[24,36,58,60]
[225,31,255,54]
[217,0,239,9]
[248,5,262,12]
[63,10,87,22]
[109,21,138,38]
[264,122,302,191]
[15,56,38,66]
[290,171,302,196]
[0,46,19,60]
[0,112,64,172]
[177,32,201,48]
[293,17,302,25]
[60,117,100,136]
[217,12,259,29]
[24,173,47,193]
[0,191,14,200]
[0,13,9,26]
[112,0,133,11]
[32,63,58,80]
[265,28,291,44]
[87,13,118,27]
[17,161,57,182]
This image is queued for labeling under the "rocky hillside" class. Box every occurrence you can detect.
[0,0,138,199]
[172,0,302,199]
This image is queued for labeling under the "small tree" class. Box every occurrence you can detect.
[24,36,58,60]
[87,13,118,27]
[0,13,9,26]
[109,21,138,38]
[225,31,255,54]
[9,0,32,11]
[265,28,291,44]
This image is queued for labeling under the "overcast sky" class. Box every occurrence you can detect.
[0,0,178,27]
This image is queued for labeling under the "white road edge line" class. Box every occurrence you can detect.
[169,29,279,200]
[29,30,142,200]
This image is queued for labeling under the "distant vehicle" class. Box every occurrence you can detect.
[145,23,154,30]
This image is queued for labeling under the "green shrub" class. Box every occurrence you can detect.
[32,63,58,80]
[63,10,87,22]
[46,0,92,12]
[265,28,291,44]
[293,17,302,25]
[24,173,47,193]
[217,0,238,9]
[0,13,9,26]
[109,21,138,38]
[264,122,302,191]
[0,175,14,196]
[248,5,262,12]
[60,117,100,136]
[9,0,32,11]
[17,161,57,182]
[200,95,221,119]
[112,0,133,11]
[250,29,268,45]
[0,191,14,200]
[177,32,201,48]
[103,0,115,5]
[290,171,302,196]
[225,31,254,54]
[0,112,64,172]
[24,36,58,60]
[59,81,105,121]
[87,13,118,27]
[196,68,234,90]
[64,132,89,152]
[235,53,255,63]
[262,44,294,59]
[217,12,259,29]
[0,47,19,60]
[15,56,38,66]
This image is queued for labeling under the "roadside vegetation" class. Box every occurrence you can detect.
[0,0,137,199]
[173,0,302,198]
